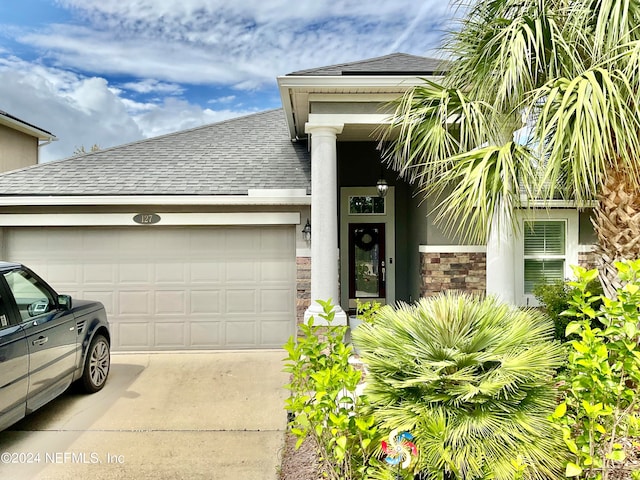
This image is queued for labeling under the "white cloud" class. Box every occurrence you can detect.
[132,97,254,138]
[25,0,455,88]
[0,57,247,161]
[208,95,236,104]
[120,79,184,95]
[0,1,460,162]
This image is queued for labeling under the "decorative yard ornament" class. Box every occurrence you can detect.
[381,429,417,469]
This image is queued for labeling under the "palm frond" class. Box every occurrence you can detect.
[532,67,640,204]
[353,293,567,478]
[424,142,537,244]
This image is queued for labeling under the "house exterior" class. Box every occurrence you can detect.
[0,110,57,173]
[0,53,598,351]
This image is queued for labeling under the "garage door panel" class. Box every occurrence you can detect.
[46,264,82,286]
[261,228,294,250]
[190,262,222,283]
[225,322,256,346]
[155,323,186,348]
[83,263,116,284]
[226,290,257,314]
[155,291,187,315]
[260,320,293,346]
[261,260,294,282]
[225,261,257,282]
[155,263,187,283]
[189,229,225,253]
[6,226,295,350]
[261,289,294,314]
[119,263,153,284]
[118,323,150,349]
[190,322,221,347]
[190,290,221,314]
[119,291,152,315]
[225,232,258,252]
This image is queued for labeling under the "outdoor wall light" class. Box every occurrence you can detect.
[376,178,389,198]
[302,218,311,241]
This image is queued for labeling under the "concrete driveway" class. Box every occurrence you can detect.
[0,351,289,480]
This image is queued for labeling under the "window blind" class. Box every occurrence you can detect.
[523,221,566,293]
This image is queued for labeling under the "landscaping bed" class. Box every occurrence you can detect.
[279,433,322,480]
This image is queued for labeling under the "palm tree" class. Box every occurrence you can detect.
[382,0,640,297]
[352,293,566,479]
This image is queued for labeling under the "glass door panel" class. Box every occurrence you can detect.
[348,223,386,299]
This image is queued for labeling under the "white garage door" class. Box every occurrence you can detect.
[5,226,296,350]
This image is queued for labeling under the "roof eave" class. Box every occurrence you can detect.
[277,74,444,141]
[0,194,312,207]
[0,115,57,142]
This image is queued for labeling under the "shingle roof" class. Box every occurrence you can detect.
[287,52,449,76]
[0,109,310,196]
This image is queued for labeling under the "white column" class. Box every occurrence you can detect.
[304,123,347,325]
[486,213,516,304]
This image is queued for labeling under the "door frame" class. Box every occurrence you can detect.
[340,187,395,312]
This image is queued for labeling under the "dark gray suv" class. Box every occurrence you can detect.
[0,262,110,431]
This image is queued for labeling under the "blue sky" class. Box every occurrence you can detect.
[0,1,458,161]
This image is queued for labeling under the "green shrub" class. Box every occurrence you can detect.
[355,299,383,324]
[353,292,567,480]
[533,280,602,341]
[283,299,383,480]
[551,262,640,480]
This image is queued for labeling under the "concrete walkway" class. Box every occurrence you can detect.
[0,351,289,480]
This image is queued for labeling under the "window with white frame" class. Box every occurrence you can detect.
[523,220,567,294]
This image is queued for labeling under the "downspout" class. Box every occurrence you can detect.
[37,136,58,163]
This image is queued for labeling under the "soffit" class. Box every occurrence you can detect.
[279,77,443,141]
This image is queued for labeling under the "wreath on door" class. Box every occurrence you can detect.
[354,226,379,252]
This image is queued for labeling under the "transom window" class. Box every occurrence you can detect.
[349,196,385,215]
[523,220,566,293]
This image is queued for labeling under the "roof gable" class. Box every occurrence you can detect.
[287,53,449,76]
[0,109,57,141]
[0,109,310,196]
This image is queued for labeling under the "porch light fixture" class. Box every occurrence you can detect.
[376,178,389,198]
[302,218,311,242]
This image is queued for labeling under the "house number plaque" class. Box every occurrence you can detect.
[133,213,161,225]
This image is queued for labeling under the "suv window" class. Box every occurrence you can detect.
[3,269,55,321]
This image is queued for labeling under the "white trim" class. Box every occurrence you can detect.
[419,245,487,253]
[308,93,403,103]
[277,75,444,89]
[296,248,311,258]
[247,189,307,197]
[308,112,392,126]
[519,198,597,208]
[277,74,444,140]
[0,195,311,207]
[340,186,396,309]
[515,210,579,306]
[0,212,300,227]
[0,115,58,141]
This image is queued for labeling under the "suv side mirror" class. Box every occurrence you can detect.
[58,294,72,310]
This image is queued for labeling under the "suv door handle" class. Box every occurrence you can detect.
[32,336,48,346]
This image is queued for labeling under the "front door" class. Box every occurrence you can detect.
[340,187,395,313]
[349,223,386,301]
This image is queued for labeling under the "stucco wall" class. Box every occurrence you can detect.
[0,124,38,172]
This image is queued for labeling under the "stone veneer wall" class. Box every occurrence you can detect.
[420,251,487,297]
[296,256,311,324]
[578,248,598,271]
